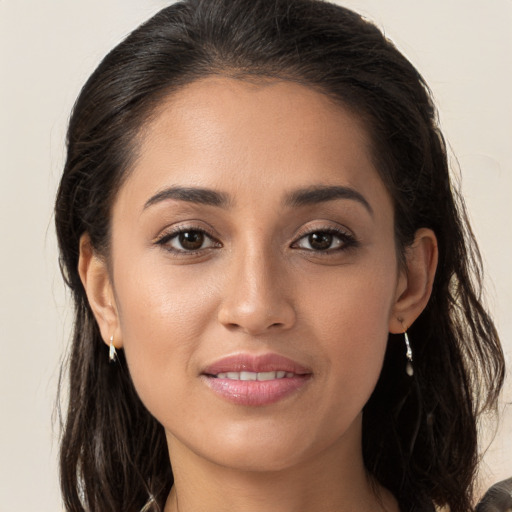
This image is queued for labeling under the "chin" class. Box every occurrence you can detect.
[207,441,310,473]
[174,414,359,475]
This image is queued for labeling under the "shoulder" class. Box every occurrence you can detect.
[476,477,512,512]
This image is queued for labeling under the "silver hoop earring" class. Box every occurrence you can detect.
[109,335,117,363]
[403,329,414,377]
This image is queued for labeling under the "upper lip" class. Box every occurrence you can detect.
[202,353,311,376]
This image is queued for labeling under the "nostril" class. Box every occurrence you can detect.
[216,284,296,334]
[219,315,293,336]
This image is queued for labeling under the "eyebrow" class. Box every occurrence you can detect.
[285,185,373,215]
[143,186,231,210]
[143,184,372,215]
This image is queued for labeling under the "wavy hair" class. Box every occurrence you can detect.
[55,1,505,510]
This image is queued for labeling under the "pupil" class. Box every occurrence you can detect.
[179,231,204,250]
[309,232,332,250]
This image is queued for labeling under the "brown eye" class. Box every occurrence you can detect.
[158,228,218,253]
[178,231,205,250]
[293,229,356,252]
[308,232,333,251]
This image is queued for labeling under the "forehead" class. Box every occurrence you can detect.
[142,76,371,163]
[116,76,388,212]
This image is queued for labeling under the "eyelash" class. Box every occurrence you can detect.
[291,226,358,254]
[154,225,358,255]
[155,225,221,255]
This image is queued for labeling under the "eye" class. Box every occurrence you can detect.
[293,229,356,252]
[156,228,220,253]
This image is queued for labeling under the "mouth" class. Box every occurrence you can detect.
[212,370,297,380]
[201,353,312,406]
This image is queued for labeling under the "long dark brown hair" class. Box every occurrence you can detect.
[55,1,505,511]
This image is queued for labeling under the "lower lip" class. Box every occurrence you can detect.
[202,375,310,406]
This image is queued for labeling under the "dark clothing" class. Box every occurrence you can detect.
[476,478,512,512]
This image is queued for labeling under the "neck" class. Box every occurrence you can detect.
[163,415,398,512]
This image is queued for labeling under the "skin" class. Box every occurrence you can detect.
[80,77,438,512]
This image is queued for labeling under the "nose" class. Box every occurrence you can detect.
[217,246,296,336]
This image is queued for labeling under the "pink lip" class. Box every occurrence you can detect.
[201,353,312,406]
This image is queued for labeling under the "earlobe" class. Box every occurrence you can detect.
[389,228,438,333]
[78,233,122,348]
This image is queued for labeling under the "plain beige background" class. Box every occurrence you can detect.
[0,1,510,510]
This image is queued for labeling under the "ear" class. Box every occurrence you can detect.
[389,228,438,333]
[78,233,122,349]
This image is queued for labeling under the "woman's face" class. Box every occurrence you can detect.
[108,77,408,472]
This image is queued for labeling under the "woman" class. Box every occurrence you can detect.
[54,0,505,511]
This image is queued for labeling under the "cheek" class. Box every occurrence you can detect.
[303,253,398,334]
[300,255,398,392]
[112,260,219,410]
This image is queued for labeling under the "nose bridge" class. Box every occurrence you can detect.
[218,237,295,334]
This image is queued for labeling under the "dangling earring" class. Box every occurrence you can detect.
[109,335,117,363]
[403,327,414,377]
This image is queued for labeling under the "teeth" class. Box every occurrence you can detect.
[257,371,277,381]
[215,371,295,380]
